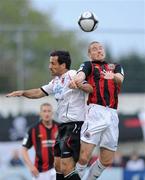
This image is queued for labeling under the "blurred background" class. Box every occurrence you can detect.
[0,0,145,179]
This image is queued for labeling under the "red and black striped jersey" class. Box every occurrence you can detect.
[78,61,124,109]
[22,121,58,172]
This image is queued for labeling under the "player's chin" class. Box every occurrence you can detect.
[50,71,56,76]
[97,56,104,61]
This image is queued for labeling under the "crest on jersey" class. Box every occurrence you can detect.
[95,65,99,69]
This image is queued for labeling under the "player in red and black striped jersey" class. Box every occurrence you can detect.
[22,103,58,180]
[70,41,124,179]
[78,59,123,109]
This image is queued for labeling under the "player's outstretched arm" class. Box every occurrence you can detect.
[6,88,46,99]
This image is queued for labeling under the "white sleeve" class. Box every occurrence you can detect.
[68,70,77,79]
[68,70,86,84]
[41,80,54,95]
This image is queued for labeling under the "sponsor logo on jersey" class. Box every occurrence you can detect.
[42,140,56,147]
[95,65,100,69]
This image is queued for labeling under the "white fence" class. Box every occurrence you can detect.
[0,93,145,117]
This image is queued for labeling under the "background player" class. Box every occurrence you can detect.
[22,103,58,180]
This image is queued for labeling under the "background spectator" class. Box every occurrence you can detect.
[126,151,145,171]
[9,149,24,167]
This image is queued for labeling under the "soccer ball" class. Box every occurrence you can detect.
[78,11,99,32]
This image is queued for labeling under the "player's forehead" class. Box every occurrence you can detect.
[49,56,59,64]
[89,42,103,49]
[41,104,52,111]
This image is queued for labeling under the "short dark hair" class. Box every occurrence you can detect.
[50,50,71,70]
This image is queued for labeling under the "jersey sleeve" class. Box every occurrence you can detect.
[67,70,77,79]
[22,128,33,149]
[114,64,124,76]
[41,80,54,95]
[77,61,92,77]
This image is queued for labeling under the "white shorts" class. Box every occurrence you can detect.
[32,168,56,180]
[81,104,119,151]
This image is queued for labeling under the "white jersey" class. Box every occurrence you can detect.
[41,70,86,123]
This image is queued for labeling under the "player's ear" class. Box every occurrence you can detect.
[61,63,66,69]
[88,51,91,59]
[39,112,42,118]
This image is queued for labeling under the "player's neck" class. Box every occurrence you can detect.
[42,120,53,129]
[59,69,68,77]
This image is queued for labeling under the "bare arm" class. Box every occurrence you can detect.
[6,88,46,99]
[114,73,124,85]
[74,71,86,83]
[69,71,86,89]
[76,82,93,93]
[22,147,39,177]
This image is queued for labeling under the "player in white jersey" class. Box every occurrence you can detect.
[6,50,93,180]
[41,69,86,124]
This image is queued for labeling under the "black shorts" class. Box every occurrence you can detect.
[54,121,83,162]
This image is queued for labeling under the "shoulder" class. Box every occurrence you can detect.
[67,70,77,78]
[82,61,91,66]
[27,121,40,132]
[78,61,92,71]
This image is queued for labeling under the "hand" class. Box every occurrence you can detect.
[69,80,78,89]
[101,70,114,79]
[75,81,83,89]
[30,166,39,177]
[6,90,24,97]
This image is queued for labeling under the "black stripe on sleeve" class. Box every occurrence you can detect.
[22,129,33,149]
[40,87,49,96]
[114,64,124,76]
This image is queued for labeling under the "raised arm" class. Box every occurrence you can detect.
[6,88,46,99]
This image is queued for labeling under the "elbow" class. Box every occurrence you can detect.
[90,86,93,93]
[88,85,93,93]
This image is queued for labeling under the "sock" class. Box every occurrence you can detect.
[64,170,80,180]
[75,162,87,178]
[56,172,64,180]
[86,159,106,180]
